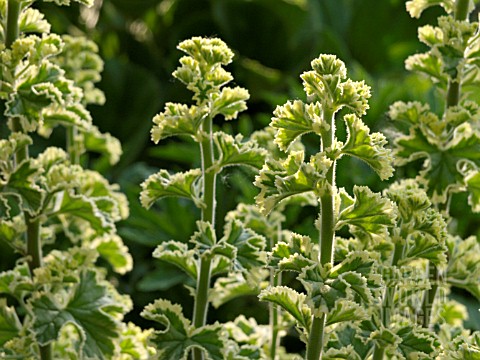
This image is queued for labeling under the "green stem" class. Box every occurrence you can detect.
[269,225,282,360]
[5,0,20,48]
[445,0,470,107]
[422,263,439,327]
[372,241,405,360]
[6,2,51,358]
[66,126,81,165]
[192,116,216,360]
[306,107,336,360]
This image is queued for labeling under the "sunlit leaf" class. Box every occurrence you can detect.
[141,299,226,360]
[342,114,394,180]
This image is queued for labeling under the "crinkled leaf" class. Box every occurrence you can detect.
[447,236,480,300]
[255,151,330,214]
[0,160,44,215]
[42,103,92,132]
[0,262,33,299]
[396,125,480,203]
[213,132,267,171]
[93,235,133,275]
[151,103,207,143]
[300,265,375,313]
[140,169,202,209]
[323,346,362,360]
[337,186,396,237]
[396,326,440,359]
[141,299,225,360]
[326,300,368,326]
[30,270,122,358]
[329,251,376,278]
[0,216,25,252]
[220,219,266,272]
[83,125,122,165]
[54,190,114,234]
[118,322,154,360]
[190,221,236,262]
[0,299,21,346]
[406,0,454,18]
[405,53,447,83]
[5,61,76,132]
[269,233,317,273]
[153,241,198,280]
[19,8,51,34]
[259,286,311,330]
[401,233,448,266]
[211,86,249,120]
[177,37,234,66]
[211,273,260,308]
[342,114,394,180]
[327,325,372,359]
[270,100,317,152]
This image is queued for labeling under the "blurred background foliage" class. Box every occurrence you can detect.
[3,0,480,350]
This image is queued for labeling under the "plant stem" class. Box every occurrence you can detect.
[192,115,216,360]
[5,0,20,48]
[269,224,282,360]
[66,126,81,165]
[306,107,336,360]
[6,2,51,358]
[372,240,405,360]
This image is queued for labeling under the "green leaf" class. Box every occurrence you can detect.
[54,190,114,234]
[405,0,454,18]
[177,37,234,66]
[141,299,226,360]
[395,124,480,203]
[140,169,202,209]
[269,233,317,273]
[255,151,330,214]
[329,251,376,278]
[211,86,249,120]
[93,234,133,275]
[447,236,480,300]
[396,326,440,359]
[0,159,44,216]
[405,53,447,84]
[326,300,368,326]
[213,132,267,171]
[211,268,267,307]
[5,59,77,132]
[466,171,480,212]
[0,262,33,299]
[401,233,448,266]
[323,346,362,360]
[151,103,207,143]
[259,286,311,330]
[220,219,266,272]
[30,270,122,358]
[153,241,198,280]
[270,100,318,151]
[337,186,396,237]
[19,8,51,34]
[342,114,394,180]
[0,299,21,346]
[83,125,122,165]
[118,323,154,360]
